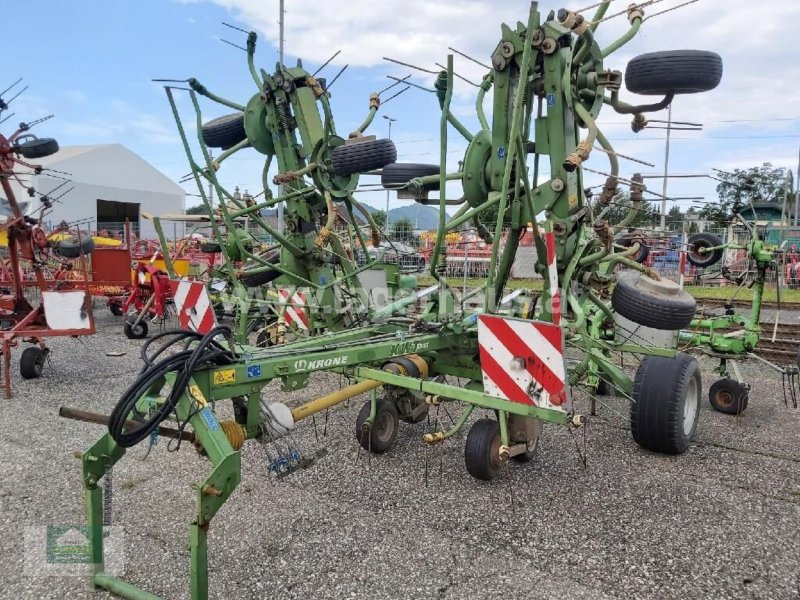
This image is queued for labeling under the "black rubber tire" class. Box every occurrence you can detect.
[202,113,247,149]
[686,232,723,268]
[464,418,503,481]
[200,241,222,253]
[631,352,701,454]
[124,321,148,339]
[708,378,749,415]
[331,138,397,176]
[109,302,123,317]
[625,50,722,96]
[355,398,399,454]
[20,347,46,379]
[612,270,696,330]
[17,137,59,159]
[55,235,95,258]
[616,233,650,264]
[239,250,281,288]
[381,163,441,191]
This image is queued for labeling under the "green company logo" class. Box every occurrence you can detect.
[46,526,91,564]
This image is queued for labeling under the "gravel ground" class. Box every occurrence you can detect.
[1,310,800,600]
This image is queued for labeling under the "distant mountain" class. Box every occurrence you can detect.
[387,204,450,231]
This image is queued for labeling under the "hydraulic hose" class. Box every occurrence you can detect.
[108,326,237,448]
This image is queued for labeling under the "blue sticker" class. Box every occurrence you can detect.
[319,274,328,285]
[200,407,220,432]
[546,93,556,107]
[247,364,262,378]
[496,146,507,159]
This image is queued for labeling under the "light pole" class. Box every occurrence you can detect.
[383,115,396,233]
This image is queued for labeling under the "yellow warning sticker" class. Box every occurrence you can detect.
[568,193,578,207]
[213,369,236,385]
[188,384,207,407]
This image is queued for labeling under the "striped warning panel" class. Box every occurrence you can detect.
[477,315,570,411]
[278,288,310,330]
[171,279,217,334]
[544,231,561,325]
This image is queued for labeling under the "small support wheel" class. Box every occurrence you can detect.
[464,419,503,481]
[20,347,47,379]
[355,398,399,454]
[124,320,149,339]
[109,302,123,317]
[709,378,749,415]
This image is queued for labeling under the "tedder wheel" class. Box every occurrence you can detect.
[331,138,397,176]
[381,163,441,191]
[124,320,149,340]
[55,235,95,258]
[708,378,749,415]
[20,347,47,379]
[631,352,701,454]
[625,50,723,96]
[612,270,696,330]
[201,113,247,149]
[355,398,399,454]
[109,302,123,317]
[16,137,59,159]
[464,418,503,481]
[686,232,724,268]
[616,233,650,264]
[239,250,281,288]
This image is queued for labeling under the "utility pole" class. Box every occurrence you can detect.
[383,115,396,233]
[660,104,672,231]
[794,144,800,227]
[276,0,286,234]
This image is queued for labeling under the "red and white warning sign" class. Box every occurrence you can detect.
[171,279,218,334]
[278,288,310,330]
[477,315,570,411]
[544,231,561,325]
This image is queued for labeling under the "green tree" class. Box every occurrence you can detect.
[700,162,790,227]
[372,210,387,228]
[391,217,414,241]
[186,203,209,215]
[665,204,684,231]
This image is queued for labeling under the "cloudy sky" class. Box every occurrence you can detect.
[6,0,800,219]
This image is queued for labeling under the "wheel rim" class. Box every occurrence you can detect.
[714,389,734,409]
[374,411,395,444]
[489,433,502,470]
[683,377,699,436]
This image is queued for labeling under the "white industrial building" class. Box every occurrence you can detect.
[9,143,185,239]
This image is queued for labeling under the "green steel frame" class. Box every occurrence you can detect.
[74,3,760,598]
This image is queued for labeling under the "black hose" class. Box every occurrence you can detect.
[108,326,237,448]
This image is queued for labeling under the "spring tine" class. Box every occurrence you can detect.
[378,74,411,96]
[0,77,23,98]
[782,371,789,408]
[382,56,438,74]
[380,86,410,106]
[327,64,349,89]
[222,21,250,34]
[447,46,491,70]
[220,38,247,52]
[313,50,341,76]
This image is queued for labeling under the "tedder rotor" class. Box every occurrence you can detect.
[62,3,749,598]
